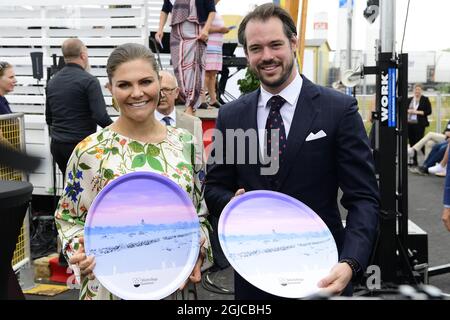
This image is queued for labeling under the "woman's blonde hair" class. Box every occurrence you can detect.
[106,43,159,83]
[0,61,12,77]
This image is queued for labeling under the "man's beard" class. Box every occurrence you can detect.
[252,56,295,89]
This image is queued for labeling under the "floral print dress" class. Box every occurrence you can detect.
[54,126,212,300]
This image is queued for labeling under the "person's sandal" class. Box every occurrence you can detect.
[198,102,209,109]
[209,101,221,108]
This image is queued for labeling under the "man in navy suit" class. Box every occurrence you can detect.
[204,3,380,299]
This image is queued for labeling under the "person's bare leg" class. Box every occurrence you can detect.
[197,77,213,109]
[184,105,195,114]
[206,71,218,105]
[200,86,207,104]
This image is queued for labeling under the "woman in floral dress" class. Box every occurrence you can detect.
[54,43,212,300]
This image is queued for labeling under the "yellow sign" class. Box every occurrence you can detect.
[222,15,244,43]
[23,284,69,297]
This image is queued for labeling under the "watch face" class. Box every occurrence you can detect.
[218,190,338,298]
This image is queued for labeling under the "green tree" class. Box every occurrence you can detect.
[437,83,450,94]
[237,68,260,95]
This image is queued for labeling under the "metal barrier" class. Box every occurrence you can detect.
[0,113,33,285]
[427,94,450,133]
[356,93,450,134]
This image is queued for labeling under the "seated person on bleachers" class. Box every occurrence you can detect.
[411,141,449,176]
[408,119,450,162]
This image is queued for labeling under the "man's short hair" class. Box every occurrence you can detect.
[159,70,178,87]
[62,38,86,60]
[238,3,298,53]
[107,43,159,83]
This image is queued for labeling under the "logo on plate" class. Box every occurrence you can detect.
[132,277,158,288]
[133,278,142,288]
[279,277,304,286]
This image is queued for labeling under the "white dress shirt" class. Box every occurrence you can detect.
[155,109,177,126]
[257,73,303,157]
[408,98,419,123]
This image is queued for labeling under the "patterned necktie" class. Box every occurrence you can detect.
[162,116,172,126]
[265,95,287,164]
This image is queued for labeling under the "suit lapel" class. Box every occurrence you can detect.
[276,76,320,189]
[178,110,197,134]
[238,89,260,140]
[176,109,187,129]
[240,89,261,158]
[238,90,272,189]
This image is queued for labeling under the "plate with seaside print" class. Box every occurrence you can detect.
[84,171,200,300]
[218,190,338,298]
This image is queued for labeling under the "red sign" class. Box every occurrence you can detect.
[314,22,328,30]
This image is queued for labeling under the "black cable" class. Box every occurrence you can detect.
[202,272,233,295]
[200,270,234,295]
[52,157,57,212]
[400,0,411,54]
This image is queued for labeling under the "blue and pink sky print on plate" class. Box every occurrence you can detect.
[218,190,338,298]
[84,171,200,300]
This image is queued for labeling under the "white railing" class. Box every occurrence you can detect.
[0,0,169,195]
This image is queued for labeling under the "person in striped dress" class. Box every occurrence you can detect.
[199,1,230,109]
[156,0,216,115]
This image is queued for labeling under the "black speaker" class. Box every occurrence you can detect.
[30,52,43,81]
[222,43,238,57]
[57,56,65,70]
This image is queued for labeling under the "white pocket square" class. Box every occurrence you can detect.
[305,130,327,142]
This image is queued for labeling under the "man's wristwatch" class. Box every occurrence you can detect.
[339,258,362,280]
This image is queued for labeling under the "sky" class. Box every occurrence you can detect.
[217,0,450,53]
[222,195,326,235]
[89,177,196,227]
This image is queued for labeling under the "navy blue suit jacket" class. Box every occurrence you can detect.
[204,76,380,298]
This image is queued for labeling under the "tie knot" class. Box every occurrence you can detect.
[267,95,286,112]
[162,116,172,126]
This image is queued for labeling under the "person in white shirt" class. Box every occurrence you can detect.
[204,3,379,299]
[156,70,205,166]
[407,84,432,166]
